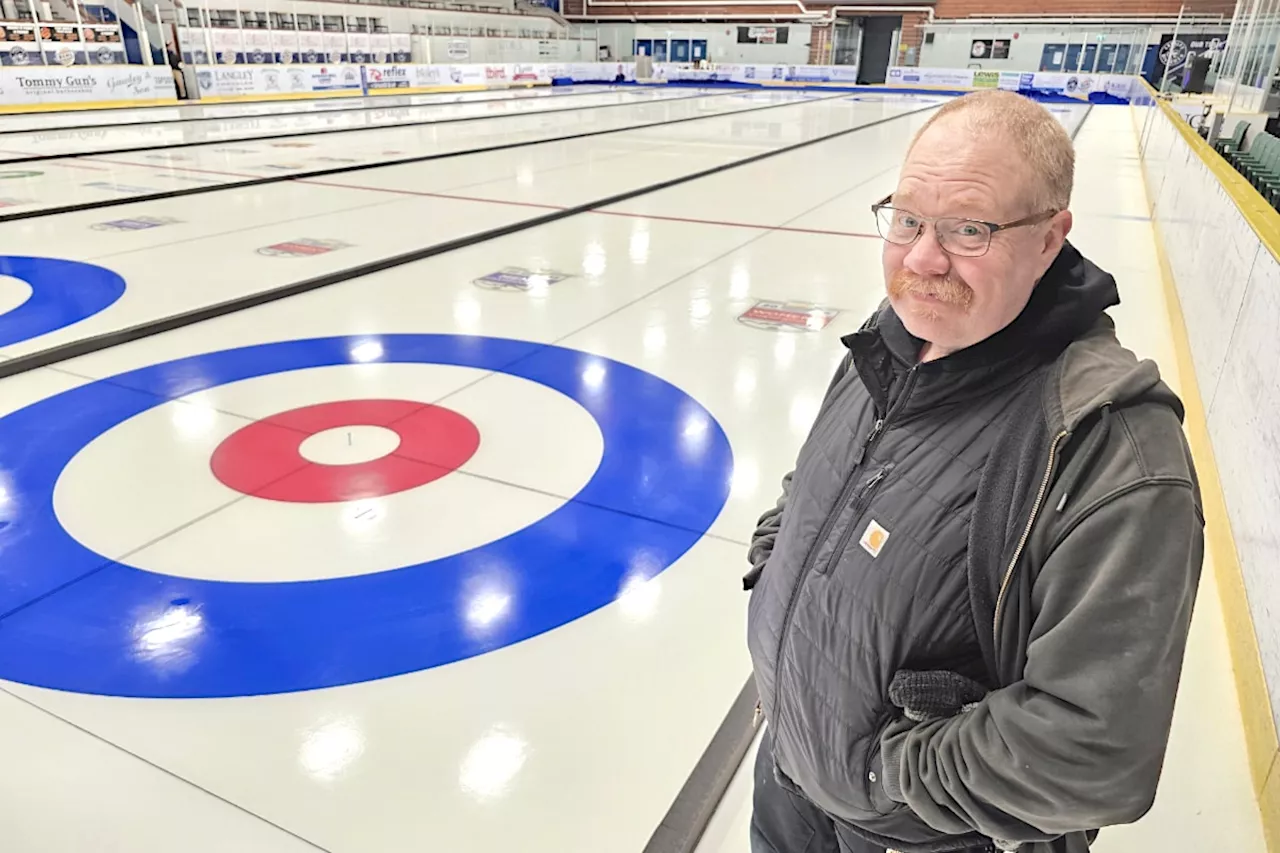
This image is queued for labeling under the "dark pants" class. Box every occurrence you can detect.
[750,728,992,853]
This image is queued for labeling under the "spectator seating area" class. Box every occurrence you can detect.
[1217,120,1280,209]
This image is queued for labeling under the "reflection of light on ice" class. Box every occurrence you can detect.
[790,394,820,436]
[734,367,757,404]
[170,400,217,440]
[643,325,666,356]
[681,411,711,458]
[525,273,550,296]
[731,459,759,500]
[629,228,650,264]
[805,310,828,330]
[300,718,366,782]
[774,334,796,369]
[349,339,384,363]
[460,728,528,801]
[617,572,662,622]
[581,362,607,390]
[466,589,512,630]
[583,242,607,277]
[730,263,750,299]
[134,602,204,669]
[453,296,482,332]
[690,296,713,321]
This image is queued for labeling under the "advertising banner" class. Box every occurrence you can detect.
[390,33,411,63]
[972,70,1000,89]
[176,26,210,64]
[271,29,299,64]
[1150,32,1226,86]
[211,28,242,65]
[194,65,257,97]
[365,63,411,89]
[298,31,324,64]
[0,23,40,67]
[997,70,1022,90]
[242,29,273,64]
[83,25,123,65]
[886,67,974,88]
[322,31,347,63]
[410,64,449,87]
[0,65,175,106]
[347,32,371,63]
[970,38,1009,60]
[308,64,361,92]
[191,64,360,98]
[41,24,85,66]
[510,63,543,83]
[449,64,486,86]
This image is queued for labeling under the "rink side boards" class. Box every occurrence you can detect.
[1132,78,1280,853]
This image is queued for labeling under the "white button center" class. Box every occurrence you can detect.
[298,425,402,466]
[0,274,34,316]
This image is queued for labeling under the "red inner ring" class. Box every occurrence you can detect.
[210,399,480,504]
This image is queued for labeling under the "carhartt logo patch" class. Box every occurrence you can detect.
[860,520,890,557]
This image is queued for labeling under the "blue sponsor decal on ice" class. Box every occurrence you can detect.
[474,267,573,291]
[83,180,158,194]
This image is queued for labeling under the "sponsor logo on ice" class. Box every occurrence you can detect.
[737,300,839,332]
[90,216,182,232]
[473,267,573,291]
[256,238,352,257]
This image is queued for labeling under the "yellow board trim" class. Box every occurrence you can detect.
[1140,77,1280,263]
[1264,753,1280,853]
[0,97,178,115]
[1130,86,1280,851]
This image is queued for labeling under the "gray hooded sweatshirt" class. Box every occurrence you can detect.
[744,242,1204,853]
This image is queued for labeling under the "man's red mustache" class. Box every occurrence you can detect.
[889,269,974,309]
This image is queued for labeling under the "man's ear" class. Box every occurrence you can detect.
[1042,210,1073,259]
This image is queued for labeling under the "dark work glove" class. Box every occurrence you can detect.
[888,669,989,723]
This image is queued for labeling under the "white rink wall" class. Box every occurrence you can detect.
[1136,98,1280,746]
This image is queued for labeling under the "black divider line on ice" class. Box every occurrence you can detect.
[635,99,1095,853]
[0,90,844,224]
[0,85,652,139]
[0,89,738,166]
[0,101,939,379]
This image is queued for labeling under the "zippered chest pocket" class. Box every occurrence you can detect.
[814,463,895,576]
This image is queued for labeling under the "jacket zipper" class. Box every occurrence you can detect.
[991,429,1069,645]
[817,463,894,575]
[772,367,918,715]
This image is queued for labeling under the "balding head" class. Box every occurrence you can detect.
[878,90,1075,361]
[909,90,1075,214]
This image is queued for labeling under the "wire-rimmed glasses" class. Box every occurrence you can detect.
[871,194,1059,258]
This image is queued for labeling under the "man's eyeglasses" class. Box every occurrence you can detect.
[870,194,1059,258]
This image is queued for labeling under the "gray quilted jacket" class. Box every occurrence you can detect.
[744,243,1204,853]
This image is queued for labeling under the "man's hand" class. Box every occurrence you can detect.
[888,670,989,723]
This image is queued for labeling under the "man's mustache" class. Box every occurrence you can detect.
[889,269,974,309]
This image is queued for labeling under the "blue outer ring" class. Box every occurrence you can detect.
[0,334,733,698]
[0,256,127,348]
